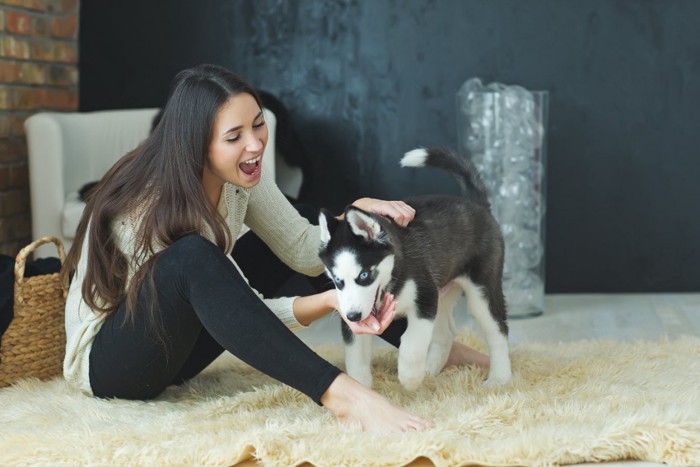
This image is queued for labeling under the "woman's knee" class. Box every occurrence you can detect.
[157,235,221,268]
[170,234,219,255]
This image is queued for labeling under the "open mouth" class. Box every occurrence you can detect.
[239,155,262,178]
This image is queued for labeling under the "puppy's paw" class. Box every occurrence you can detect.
[482,369,512,388]
[398,367,425,391]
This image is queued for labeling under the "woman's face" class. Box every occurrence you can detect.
[203,93,268,197]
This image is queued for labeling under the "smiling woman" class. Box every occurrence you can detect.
[57,63,478,433]
[203,95,268,198]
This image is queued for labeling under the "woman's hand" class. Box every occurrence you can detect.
[338,292,398,335]
[292,285,398,333]
[351,197,415,227]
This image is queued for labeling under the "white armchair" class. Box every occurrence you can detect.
[24,107,282,258]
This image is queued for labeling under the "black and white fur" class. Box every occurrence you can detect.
[318,147,512,390]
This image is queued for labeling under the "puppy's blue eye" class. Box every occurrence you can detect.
[359,271,369,280]
[333,276,343,285]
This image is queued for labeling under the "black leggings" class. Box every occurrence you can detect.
[89,235,341,404]
[90,210,408,404]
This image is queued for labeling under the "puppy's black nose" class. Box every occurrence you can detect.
[346,311,362,322]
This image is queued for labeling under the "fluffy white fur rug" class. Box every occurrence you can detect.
[1,331,699,466]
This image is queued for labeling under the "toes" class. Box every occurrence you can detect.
[420,419,436,430]
[404,417,434,432]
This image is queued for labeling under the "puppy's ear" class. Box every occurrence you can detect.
[345,206,389,244]
[318,208,338,248]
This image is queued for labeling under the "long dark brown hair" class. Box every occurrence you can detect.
[61,64,263,325]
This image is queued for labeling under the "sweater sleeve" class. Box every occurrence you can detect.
[244,169,325,277]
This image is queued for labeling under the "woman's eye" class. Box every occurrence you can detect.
[359,271,369,280]
[226,135,240,143]
[253,120,266,129]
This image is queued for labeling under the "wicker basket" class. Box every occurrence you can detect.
[0,236,67,388]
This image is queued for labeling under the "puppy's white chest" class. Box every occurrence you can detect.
[392,279,418,318]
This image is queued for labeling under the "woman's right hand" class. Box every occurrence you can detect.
[337,292,397,335]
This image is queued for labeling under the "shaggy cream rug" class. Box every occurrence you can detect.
[1,331,699,466]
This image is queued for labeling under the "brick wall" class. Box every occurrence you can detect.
[0,0,78,256]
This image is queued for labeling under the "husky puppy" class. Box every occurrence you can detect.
[318,147,512,390]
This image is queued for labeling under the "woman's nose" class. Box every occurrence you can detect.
[245,133,263,153]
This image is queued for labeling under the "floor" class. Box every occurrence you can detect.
[297,292,700,348]
[291,293,700,467]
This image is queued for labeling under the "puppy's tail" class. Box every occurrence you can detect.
[401,147,490,207]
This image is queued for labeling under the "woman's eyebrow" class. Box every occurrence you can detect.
[223,125,243,135]
[223,111,264,135]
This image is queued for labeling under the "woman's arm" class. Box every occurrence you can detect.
[292,289,337,327]
[293,289,397,333]
[245,171,325,276]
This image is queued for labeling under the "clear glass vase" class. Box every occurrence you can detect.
[456,79,548,319]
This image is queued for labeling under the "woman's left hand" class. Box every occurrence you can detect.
[351,197,416,227]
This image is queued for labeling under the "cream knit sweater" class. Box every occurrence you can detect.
[63,169,325,394]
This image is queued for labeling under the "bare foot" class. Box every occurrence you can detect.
[320,373,434,432]
[444,342,490,369]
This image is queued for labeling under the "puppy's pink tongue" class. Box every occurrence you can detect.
[239,161,257,175]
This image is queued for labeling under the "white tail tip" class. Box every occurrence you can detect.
[400,148,428,167]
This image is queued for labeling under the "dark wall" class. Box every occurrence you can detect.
[79,0,700,293]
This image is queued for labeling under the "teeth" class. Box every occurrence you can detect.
[243,156,261,165]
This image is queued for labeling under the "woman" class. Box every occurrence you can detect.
[61,64,487,432]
